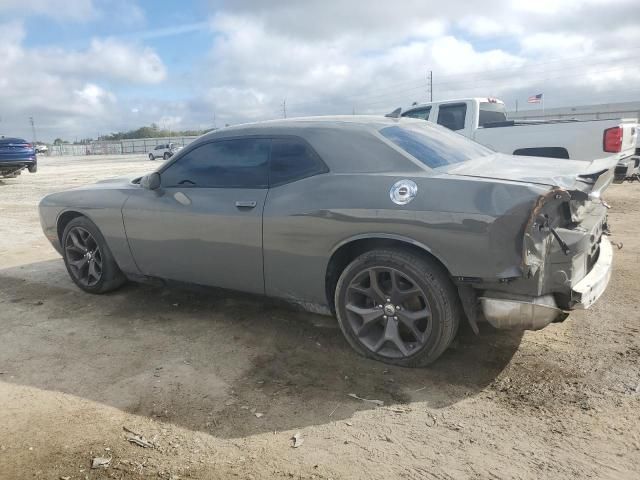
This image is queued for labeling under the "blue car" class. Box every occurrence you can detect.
[0,137,37,178]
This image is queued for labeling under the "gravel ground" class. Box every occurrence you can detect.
[0,155,639,479]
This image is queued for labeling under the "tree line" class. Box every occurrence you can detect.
[53,123,217,145]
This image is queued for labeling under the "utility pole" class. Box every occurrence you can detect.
[428,70,433,102]
[515,99,519,112]
[29,116,37,143]
[213,111,217,129]
[282,99,287,119]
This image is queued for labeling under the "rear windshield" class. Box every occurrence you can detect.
[379,123,492,169]
[478,102,507,126]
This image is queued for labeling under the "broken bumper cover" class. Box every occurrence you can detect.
[480,237,613,330]
[571,236,613,309]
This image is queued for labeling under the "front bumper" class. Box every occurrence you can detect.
[480,237,613,330]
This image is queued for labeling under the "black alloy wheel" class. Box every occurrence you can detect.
[64,226,103,287]
[344,266,432,358]
[61,216,127,294]
[335,249,460,367]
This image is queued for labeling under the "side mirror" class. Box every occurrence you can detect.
[141,172,161,190]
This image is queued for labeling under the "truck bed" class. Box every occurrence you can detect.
[474,118,637,162]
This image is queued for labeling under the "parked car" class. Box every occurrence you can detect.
[39,117,614,366]
[395,98,638,171]
[148,142,182,160]
[0,137,37,178]
[35,144,48,154]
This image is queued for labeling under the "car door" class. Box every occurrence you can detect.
[122,137,270,294]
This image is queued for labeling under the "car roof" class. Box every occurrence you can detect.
[202,115,419,138]
[0,137,28,144]
[189,116,428,174]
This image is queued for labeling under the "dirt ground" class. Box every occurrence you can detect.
[1,155,639,480]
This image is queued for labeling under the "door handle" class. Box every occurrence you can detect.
[235,201,257,209]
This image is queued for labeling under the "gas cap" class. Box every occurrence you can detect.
[390,179,417,205]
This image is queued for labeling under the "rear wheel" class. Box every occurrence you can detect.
[28,164,37,173]
[149,154,155,160]
[62,216,127,294]
[335,249,460,367]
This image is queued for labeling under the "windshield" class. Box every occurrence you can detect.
[380,122,493,169]
[478,102,507,126]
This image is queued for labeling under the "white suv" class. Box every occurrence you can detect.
[148,142,182,161]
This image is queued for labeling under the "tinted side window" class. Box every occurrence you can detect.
[161,138,270,188]
[402,107,431,120]
[269,138,327,186]
[437,104,467,131]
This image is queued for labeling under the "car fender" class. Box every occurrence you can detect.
[329,232,453,274]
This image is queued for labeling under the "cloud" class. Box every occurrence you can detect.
[0,0,96,21]
[191,0,640,127]
[0,20,168,140]
[3,0,640,140]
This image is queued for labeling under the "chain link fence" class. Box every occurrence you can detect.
[49,136,199,156]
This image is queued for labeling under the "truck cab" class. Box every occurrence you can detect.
[401,98,506,137]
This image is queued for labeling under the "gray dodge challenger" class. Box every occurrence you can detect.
[39,116,615,366]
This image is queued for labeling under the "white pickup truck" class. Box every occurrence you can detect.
[396,98,638,181]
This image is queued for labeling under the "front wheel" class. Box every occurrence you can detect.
[335,249,460,367]
[62,216,127,294]
[149,154,155,160]
[163,152,170,160]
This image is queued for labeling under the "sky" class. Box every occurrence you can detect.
[0,0,639,142]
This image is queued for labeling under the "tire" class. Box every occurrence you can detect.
[28,164,37,173]
[163,152,170,160]
[61,216,127,294]
[334,248,460,367]
[149,154,155,160]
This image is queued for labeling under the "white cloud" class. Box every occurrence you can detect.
[520,33,594,58]
[0,0,96,21]
[74,83,116,109]
[458,16,523,37]
[2,0,640,140]
[191,0,640,126]
[0,20,168,140]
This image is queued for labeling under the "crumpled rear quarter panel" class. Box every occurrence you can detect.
[263,172,547,307]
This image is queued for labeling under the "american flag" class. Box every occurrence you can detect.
[528,93,543,103]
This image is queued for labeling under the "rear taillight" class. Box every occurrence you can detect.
[603,127,622,153]
[24,143,33,149]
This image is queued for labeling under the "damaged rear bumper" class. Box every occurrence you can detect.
[571,235,613,309]
[479,237,613,330]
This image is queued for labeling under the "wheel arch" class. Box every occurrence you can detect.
[56,210,91,244]
[324,234,453,314]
